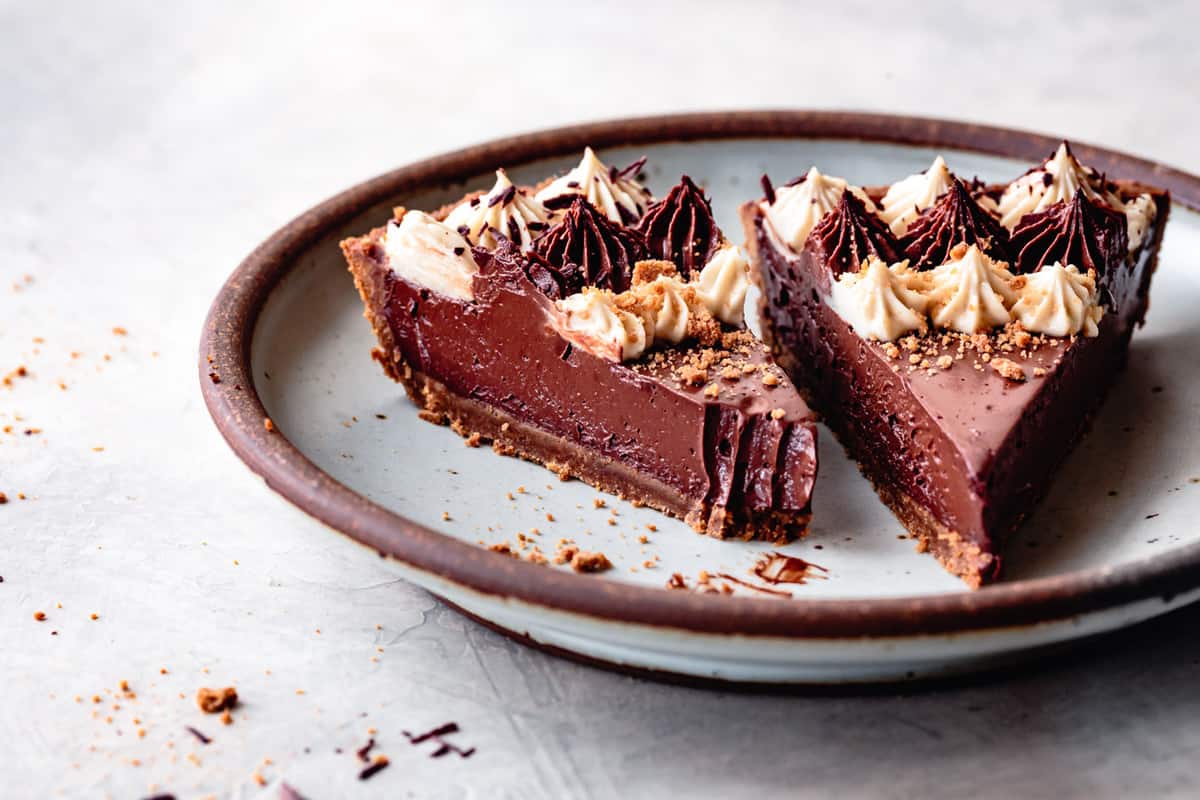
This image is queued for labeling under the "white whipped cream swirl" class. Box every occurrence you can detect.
[549,246,750,362]
[828,258,928,341]
[694,245,749,325]
[925,245,1017,333]
[383,210,479,300]
[879,155,956,236]
[535,147,652,224]
[762,167,875,251]
[1123,193,1156,251]
[554,289,648,362]
[1011,263,1103,337]
[998,143,1123,230]
[634,277,692,344]
[443,169,549,251]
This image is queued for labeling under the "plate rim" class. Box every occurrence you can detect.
[199,109,1200,639]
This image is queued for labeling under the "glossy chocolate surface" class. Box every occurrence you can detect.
[903,178,1011,269]
[809,190,901,276]
[636,176,721,278]
[1010,188,1128,277]
[531,197,645,294]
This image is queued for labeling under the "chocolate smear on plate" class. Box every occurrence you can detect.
[753,551,828,585]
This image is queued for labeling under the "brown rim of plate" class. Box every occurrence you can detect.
[199,110,1200,639]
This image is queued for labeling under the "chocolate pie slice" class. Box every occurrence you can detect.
[742,144,1170,585]
[343,150,818,541]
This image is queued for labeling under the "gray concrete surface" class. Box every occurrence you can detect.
[2,1,1198,797]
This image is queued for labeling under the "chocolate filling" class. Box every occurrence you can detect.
[343,230,817,541]
[902,178,1011,269]
[636,176,721,278]
[742,185,1167,585]
[1010,188,1129,291]
[807,189,901,275]
[532,197,645,294]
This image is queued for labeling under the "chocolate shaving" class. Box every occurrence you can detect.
[617,155,648,181]
[1009,188,1127,276]
[185,726,211,745]
[486,184,517,208]
[808,189,901,276]
[760,174,776,206]
[404,722,476,759]
[532,197,645,294]
[356,737,376,762]
[636,175,720,278]
[520,245,567,299]
[405,722,458,744]
[358,757,390,781]
[902,178,1011,269]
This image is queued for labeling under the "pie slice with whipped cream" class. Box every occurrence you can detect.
[343,150,818,542]
[741,143,1170,585]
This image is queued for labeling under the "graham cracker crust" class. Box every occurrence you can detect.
[867,472,998,589]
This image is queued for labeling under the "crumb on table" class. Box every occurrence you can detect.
[196,686,238,714]
[570,551,612,573]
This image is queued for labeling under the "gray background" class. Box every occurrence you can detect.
[2,1,1199,797]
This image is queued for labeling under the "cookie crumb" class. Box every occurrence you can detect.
[570,551,612,573]
[553,544,578,564]
[196,687,238,714]
[263,417,275,432]
[990,357,1025,382]
[678,365,707,386]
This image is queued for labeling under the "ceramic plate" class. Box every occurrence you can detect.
[201,112,1200,684]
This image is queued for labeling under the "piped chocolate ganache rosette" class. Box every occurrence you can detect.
[741,143,1170,586]
[343,149,818,542]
